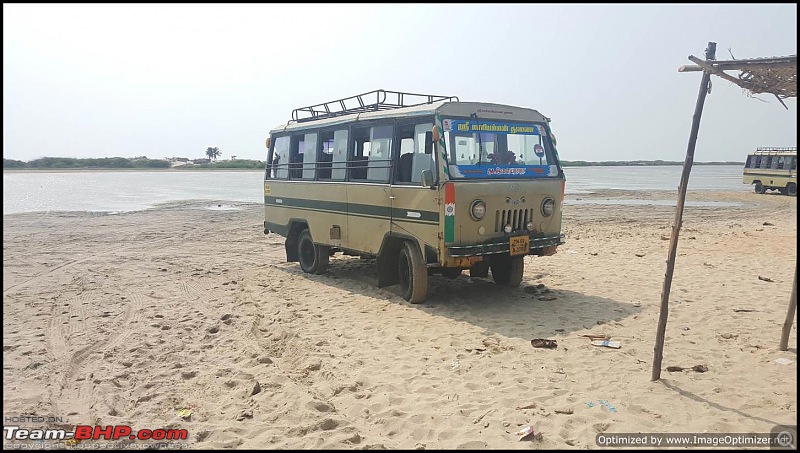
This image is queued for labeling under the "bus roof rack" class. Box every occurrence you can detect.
[290,89,459,123]
[754,146,797,154]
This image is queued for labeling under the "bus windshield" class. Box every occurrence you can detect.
[443,118,559,179]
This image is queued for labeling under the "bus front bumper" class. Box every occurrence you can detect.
[446,234,565,258]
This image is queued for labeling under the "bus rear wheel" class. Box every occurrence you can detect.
[298,229,329,274]
[754,181,766,194]
[398,241,428,304]
[788,183,797,197]
[490,255,524,287]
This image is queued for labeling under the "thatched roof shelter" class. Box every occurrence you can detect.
[679,54,797,106]
[652,42,797,381]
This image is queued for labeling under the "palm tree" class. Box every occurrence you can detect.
[205,147,221,161]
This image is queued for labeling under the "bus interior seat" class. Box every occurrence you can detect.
[398,153,413,183]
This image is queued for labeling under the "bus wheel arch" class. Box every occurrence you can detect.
[376,236,405,288]
[285,221,309,262]
[397,240,428,304]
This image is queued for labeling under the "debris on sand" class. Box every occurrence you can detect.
[531,339,558,349]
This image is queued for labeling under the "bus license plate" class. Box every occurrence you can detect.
[509,236,530,256]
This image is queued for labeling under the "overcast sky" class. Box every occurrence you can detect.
[3,3,797,162]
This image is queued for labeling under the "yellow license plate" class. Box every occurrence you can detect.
[509,236,530,256]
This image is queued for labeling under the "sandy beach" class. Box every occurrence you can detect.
[3,189,796,449]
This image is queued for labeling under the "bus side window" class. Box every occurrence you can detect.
[367,125,393,182]
[395,122,427,184]
[745,155,752,168]
[411,123,434,183]
[349,127,371,181]
[777,156,785,170]
[331,129,348,181]
[792,157,798,171]
[397,137,415,183]
[272,136,290,179]
[289,134,305,179]
[318,131,335,180]
[302,132,318,179]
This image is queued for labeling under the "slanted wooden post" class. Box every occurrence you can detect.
[779,266,797,351]
[652,42,717,381]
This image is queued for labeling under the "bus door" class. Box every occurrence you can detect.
[346,124,393,254]
[390,122,439,254]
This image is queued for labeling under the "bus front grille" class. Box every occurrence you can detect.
[494,208,534,233]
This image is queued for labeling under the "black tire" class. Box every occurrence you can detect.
[470,261,490,278]
[398,241,428,304]
[440,268,462,279]
[754,181,766,194]
[787,182,797,197]
[297,229,329,274]
[490,255,524,287]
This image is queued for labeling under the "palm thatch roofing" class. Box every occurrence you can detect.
[679,54,797,107]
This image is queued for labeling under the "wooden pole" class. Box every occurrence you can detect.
[779,266,797,351]
[652,42,716,381]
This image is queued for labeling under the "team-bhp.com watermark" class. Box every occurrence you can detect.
[596,425,796,449]
[4,424,188,449]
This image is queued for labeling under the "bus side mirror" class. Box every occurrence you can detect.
[420,169,434,188]
[424,131,433,155]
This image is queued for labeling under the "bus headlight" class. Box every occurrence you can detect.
[541,198,555,217]
[470,199,486,220]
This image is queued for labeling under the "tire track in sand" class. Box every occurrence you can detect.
[46,290,147,419]
[3,238,171,296]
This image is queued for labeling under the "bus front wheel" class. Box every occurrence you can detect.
[490,255,524,287]
[398,241,428,304]
[787,183,797,197]
[754,181,766,194]
[298,229,329,274]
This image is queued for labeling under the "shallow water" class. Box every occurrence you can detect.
[3,165,749,214]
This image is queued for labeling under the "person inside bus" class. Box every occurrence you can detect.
[489,149,517,165]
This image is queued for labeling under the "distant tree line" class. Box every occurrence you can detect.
[183,159,264,169]
[3,156,265,170]
[3,157,170,169]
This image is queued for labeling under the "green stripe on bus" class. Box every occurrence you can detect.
[264,196,439,223]
[445,216,454,242]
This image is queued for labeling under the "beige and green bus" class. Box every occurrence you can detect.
[743,147,797,196]
[263,90,565,303]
